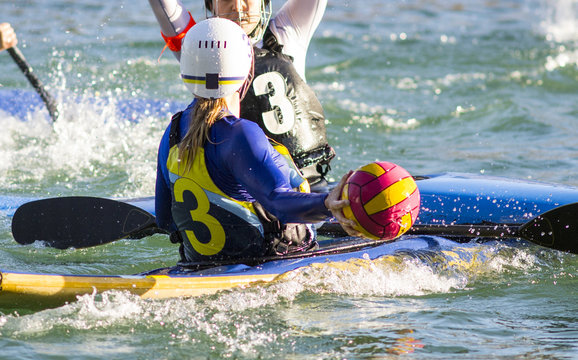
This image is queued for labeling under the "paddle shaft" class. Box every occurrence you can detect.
[319,202,578,254]
[7,46,59,122]
[12,196,577,254]
[318,222,519,238]
[120,204,578,254]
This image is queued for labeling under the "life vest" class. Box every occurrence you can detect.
[167,112,316,263]
[240,28,335,185]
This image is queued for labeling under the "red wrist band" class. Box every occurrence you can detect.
[161,12,196,52]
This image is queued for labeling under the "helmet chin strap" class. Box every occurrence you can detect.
[238,53,255,101]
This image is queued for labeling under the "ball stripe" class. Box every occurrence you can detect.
[364,177,417,215]
[354,162,394,187]
[358,162,387,177]
[395,211,414,237]
[359,165,409,201]
[342,183,355,221]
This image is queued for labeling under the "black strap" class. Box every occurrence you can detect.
[291,144,336,176]
[169,231,188,263]
[253,201,283,237]
[168,111,185,259]
[169,111,183,148]
[262,26,284,54]
[253,202,315,255]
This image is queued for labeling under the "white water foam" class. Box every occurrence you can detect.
[541,0,578,43]
[0,245,551,356]
[539,0,578,71]
[0,92,166,197]
[544,47,578,71]
[336,98,420,130]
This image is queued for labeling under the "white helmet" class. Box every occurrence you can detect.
[180,18,253,99]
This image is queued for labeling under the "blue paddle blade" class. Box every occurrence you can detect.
[11,197,159,249]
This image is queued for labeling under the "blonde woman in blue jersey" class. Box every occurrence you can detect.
[155,18,359,263]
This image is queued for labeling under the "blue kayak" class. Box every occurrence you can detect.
[1,171,577,309]
[0,235,488,310]
[5,171,573,221]
[108,172,578,225]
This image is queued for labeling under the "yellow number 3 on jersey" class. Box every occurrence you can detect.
[174,178,226,256]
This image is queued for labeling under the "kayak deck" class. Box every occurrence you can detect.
[0,236,471,310]
[0,270,278,308]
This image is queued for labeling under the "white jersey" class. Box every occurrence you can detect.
[149,0,334,185]
[148,0,327,80]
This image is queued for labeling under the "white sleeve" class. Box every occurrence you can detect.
[268,0,327,80]
[148,0,191,60]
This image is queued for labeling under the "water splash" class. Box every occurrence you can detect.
[0,90,176,197]
[539,0,578,71]
[542,0,578,43]
[0,242,570,358]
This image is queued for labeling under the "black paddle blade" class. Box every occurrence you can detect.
[12,197,157,249]
[518,203,578,254]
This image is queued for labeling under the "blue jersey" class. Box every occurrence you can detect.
[155,100,331,234]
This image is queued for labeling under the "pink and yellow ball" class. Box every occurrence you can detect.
[341,161,420,240]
